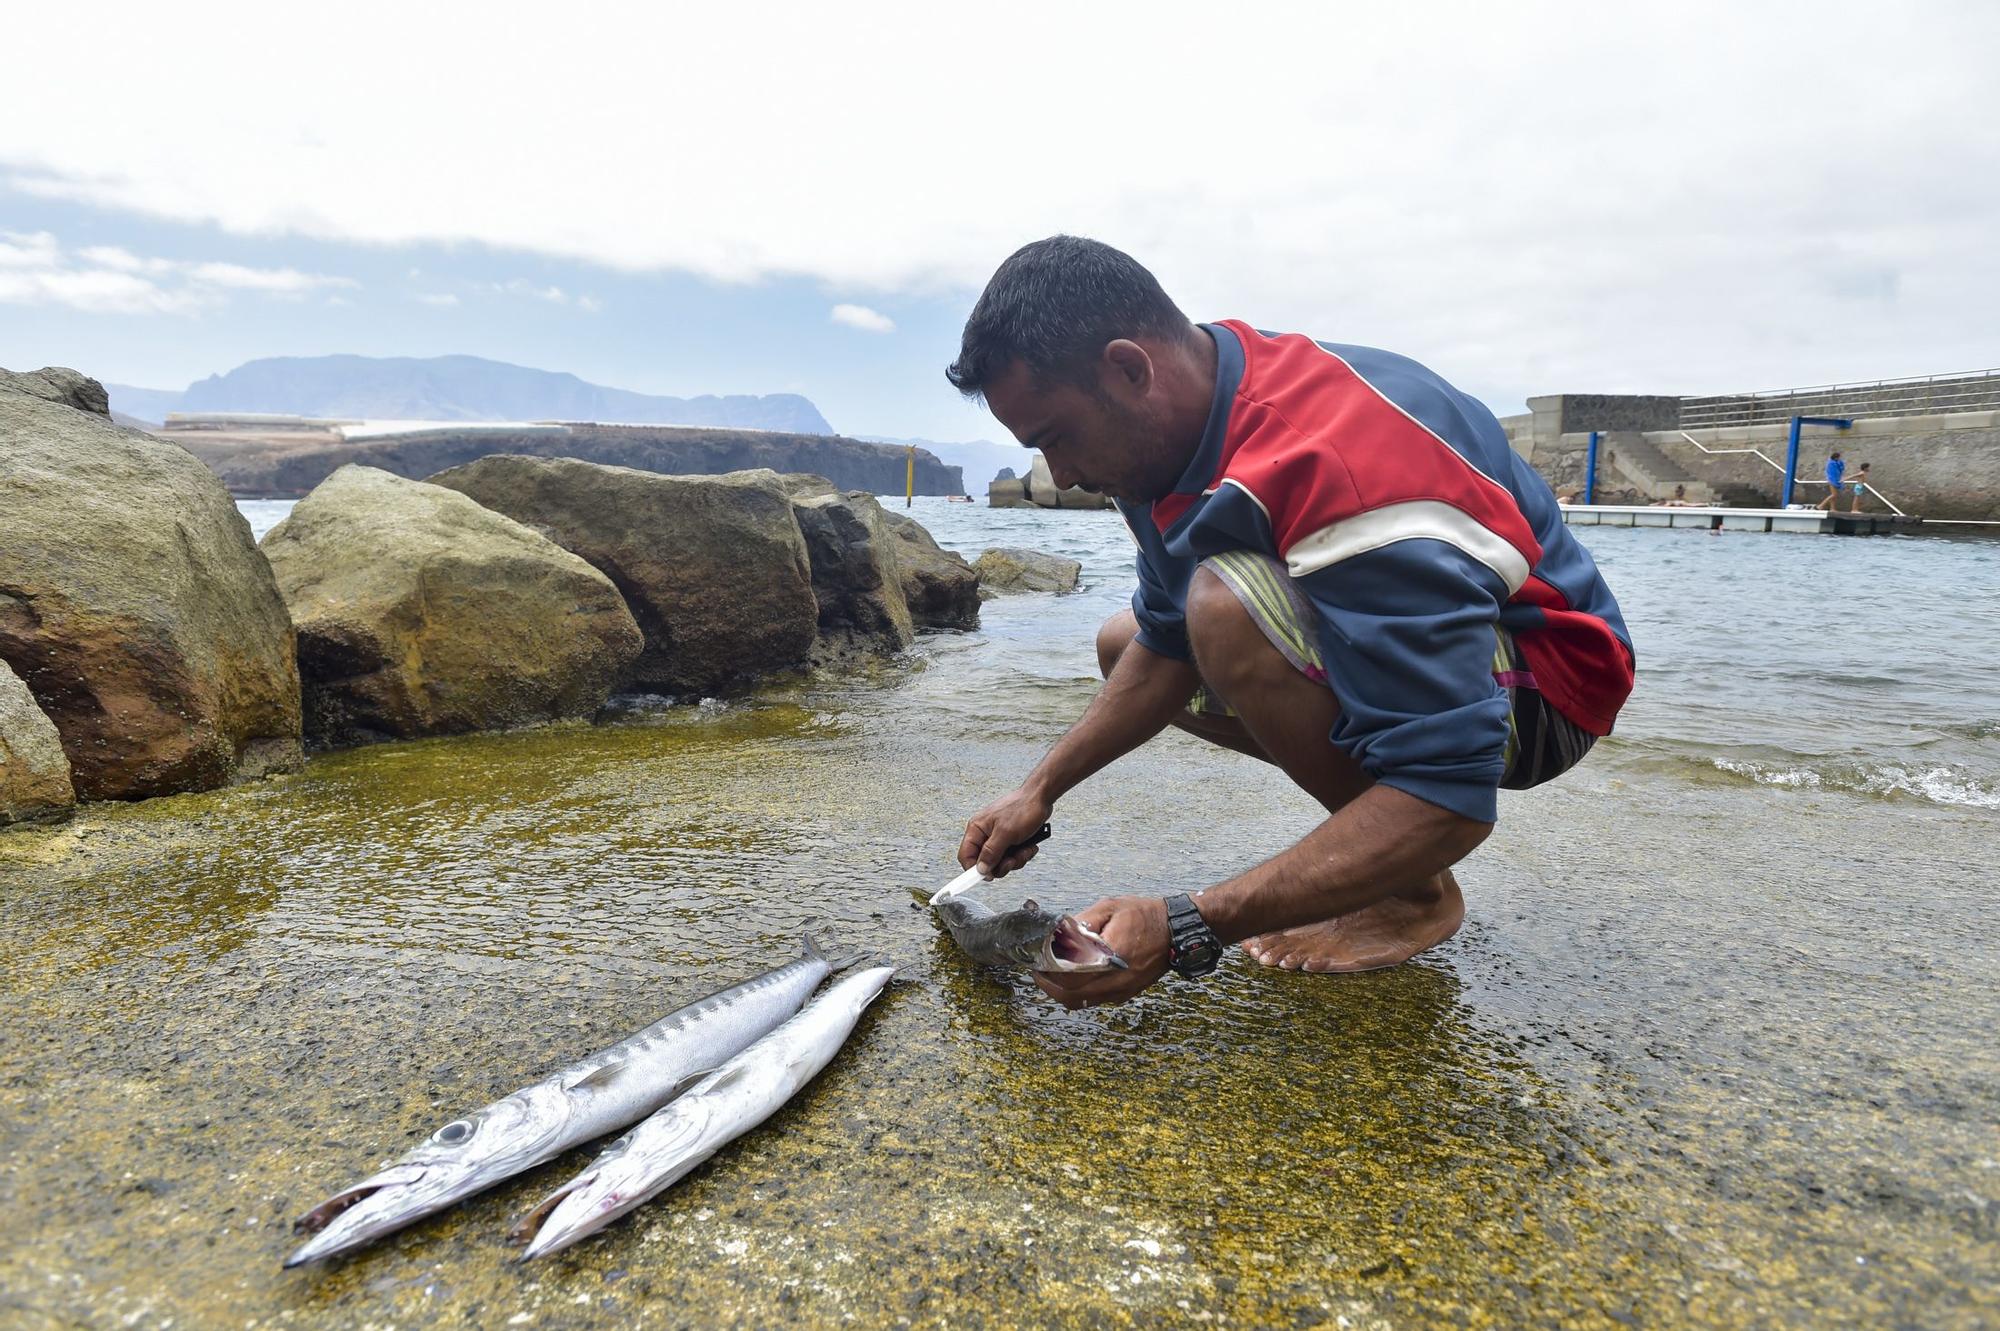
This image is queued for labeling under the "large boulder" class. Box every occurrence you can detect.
[974,547,1083,597]
[428,456,817,695]
[718,471,914,653]
[1,366,110,417]
[0,659,73,825]
[261,466,643,747]
[0,370,303,800]
[880,511,980,631]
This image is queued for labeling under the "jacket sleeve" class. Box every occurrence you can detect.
[1130,542,1192,662]
[1291,538,1512,823]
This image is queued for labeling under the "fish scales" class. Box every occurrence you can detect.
[285,939,838,1267]
[514,963,898,1260]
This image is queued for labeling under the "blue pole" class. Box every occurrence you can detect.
[1783,415,1802,508]
[1585,430,1599,505]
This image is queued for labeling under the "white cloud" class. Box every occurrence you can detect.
[0,231,352,315]
[2,3,1997,397]
[476,279,575,305]
[831,303,895,334]
[576,294,603,314]
[416,291,459,307]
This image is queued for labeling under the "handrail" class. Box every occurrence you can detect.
[1679,368,2000,428]
[1674,431,1908,517]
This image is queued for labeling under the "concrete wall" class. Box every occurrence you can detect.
[1509,410,2000,520]
[1645,412,2000,520]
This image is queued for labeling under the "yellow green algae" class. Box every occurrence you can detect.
[1,673,1995,1329]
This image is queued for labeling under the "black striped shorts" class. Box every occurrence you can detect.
[1188,550,1597,791]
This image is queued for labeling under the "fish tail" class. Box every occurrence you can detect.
[801,931,869,972]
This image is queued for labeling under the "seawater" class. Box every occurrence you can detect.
[0,495,1993,1328]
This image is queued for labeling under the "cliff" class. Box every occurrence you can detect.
[173,423,964,498]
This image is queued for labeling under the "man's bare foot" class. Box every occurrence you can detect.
[1242,871,1465,973]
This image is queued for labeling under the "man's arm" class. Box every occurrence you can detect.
[957,637,1199,875]
[1033,786,1490,1008]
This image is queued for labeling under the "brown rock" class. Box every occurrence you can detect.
[261,466,644,747]
[0,659,74,825]
[974,547,1083,597]
[428,455,818,694]
[880,511,980,631]
[0,373,303,800]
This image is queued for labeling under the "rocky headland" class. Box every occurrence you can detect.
[168,421,965,500]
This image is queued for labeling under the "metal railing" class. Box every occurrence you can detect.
[1679,369,2000,429]
[1674,431,1908,517]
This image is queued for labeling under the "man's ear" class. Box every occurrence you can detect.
[1101,339,1154,394]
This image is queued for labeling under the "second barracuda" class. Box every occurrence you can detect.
[512,963,897,1260]
[286,940,840,1267]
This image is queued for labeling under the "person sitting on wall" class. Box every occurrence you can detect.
[1653,485,1699,507]
[1815,451,1847,511]
[944,236,1636,1004]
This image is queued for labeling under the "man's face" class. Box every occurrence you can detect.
[983,350,1185,504]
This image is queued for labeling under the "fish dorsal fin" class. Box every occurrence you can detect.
[1022,898,1041,912]
[564,1059,625,1092]
[696,1064,754,1097]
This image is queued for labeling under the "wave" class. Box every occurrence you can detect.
[1707,757,2000,810]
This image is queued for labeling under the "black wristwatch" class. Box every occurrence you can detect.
[1163,893,1223,978]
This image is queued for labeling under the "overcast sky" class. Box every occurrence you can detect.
[3,1,1996,440]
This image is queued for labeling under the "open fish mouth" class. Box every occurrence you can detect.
[1040,916,1128,972]
[285,1163,445,1267]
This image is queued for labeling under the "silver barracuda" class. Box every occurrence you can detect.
[512,963,897,1261]
[285,939,841,1267]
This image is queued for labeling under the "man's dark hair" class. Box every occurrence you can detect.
[945,236,1190,399]
[1831,451,1843,459]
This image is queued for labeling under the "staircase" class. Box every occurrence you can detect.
[1603,433,1714,503]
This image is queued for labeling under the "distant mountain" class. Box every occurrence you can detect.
[861,435,1031,491]
[107,355,832,434]
[105,384,187,423]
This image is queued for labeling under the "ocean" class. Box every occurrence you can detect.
[1,495,1992,1327]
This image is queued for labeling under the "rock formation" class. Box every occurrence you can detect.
[721,471,915,657]
[260,466,642,747]
[174,422,964,499]
[0,367,303,800]
[1027,455,1116,510]
[0,659,74,825]
[880,511,981,630]
[974,547,1083,596]
[429,455,819,695]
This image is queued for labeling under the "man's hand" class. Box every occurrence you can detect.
[958,787,1054,877]
[1034,895,1173,1009]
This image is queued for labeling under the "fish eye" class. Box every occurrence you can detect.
[433,1120,475,1145]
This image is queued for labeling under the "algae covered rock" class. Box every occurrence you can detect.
[880,511,980,631]
[429,455,817,695]
[0,658,73,825]
[0,370,303,800]
[261,466,643,747]
[974,547,1083,597]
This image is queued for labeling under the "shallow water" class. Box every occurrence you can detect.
[3,499,1996,1327]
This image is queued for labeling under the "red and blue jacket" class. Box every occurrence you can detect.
[1119,321,1635,823]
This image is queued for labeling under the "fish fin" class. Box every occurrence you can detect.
[803,931,869,972]
[696,1063,754,1096]
[564,1059,626,1092]
[1022,898,1041,912]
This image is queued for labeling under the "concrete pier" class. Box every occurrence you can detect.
[1560,504,1921,535]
